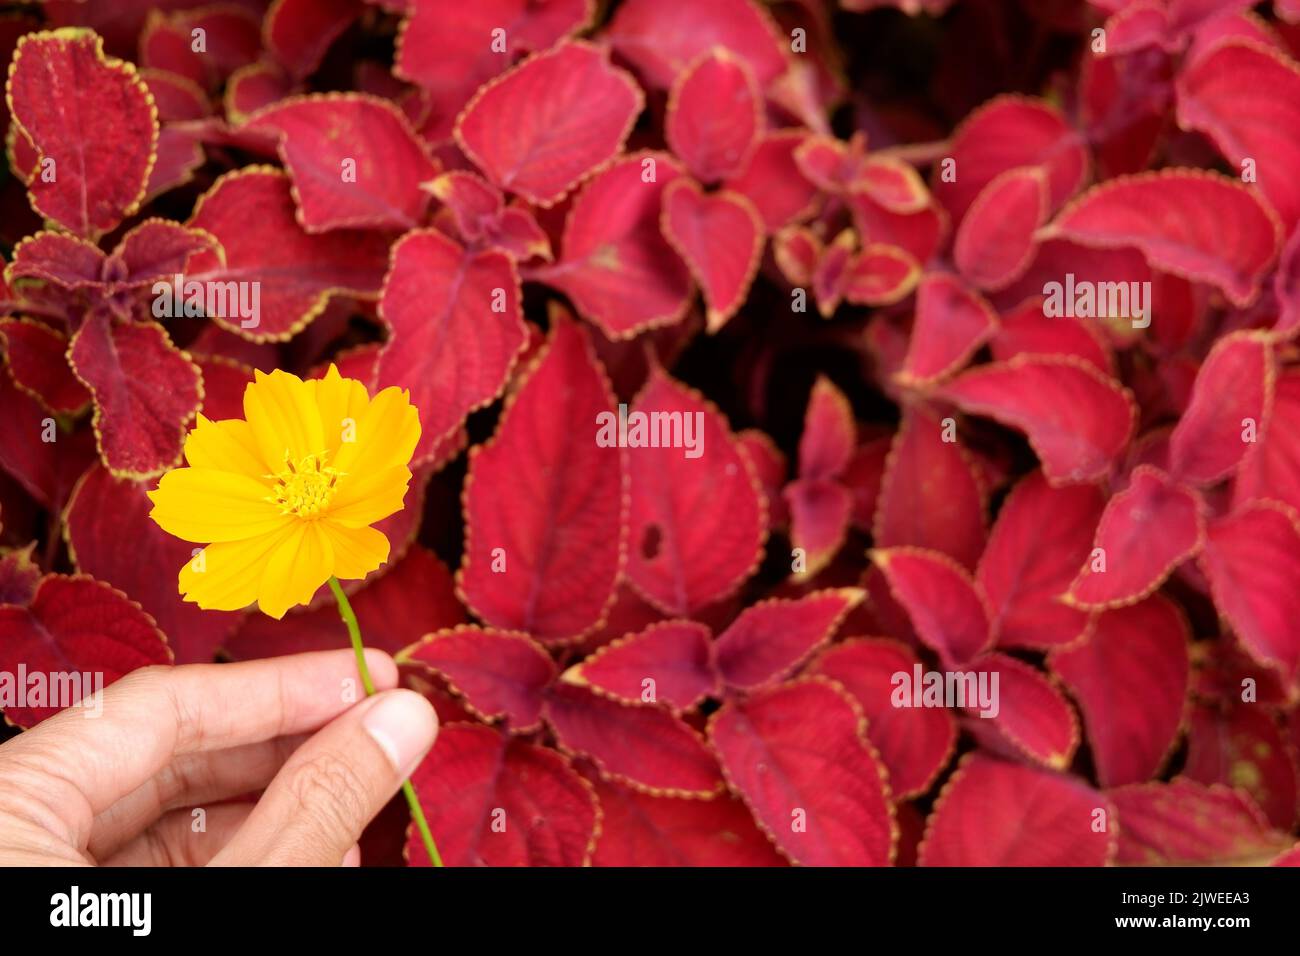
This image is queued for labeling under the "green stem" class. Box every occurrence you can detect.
[329,576,443,868]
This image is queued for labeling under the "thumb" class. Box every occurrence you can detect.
[211,689,436,866]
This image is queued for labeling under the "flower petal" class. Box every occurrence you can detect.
[182,414,268,480]
[259,522,334,619]
[314,364,372,462]
[148,468,291,542]
[330,385,420,475]
[322,521,390,580]
[243,368,325,468]
[327,465,412,528]
[179,525,298,612]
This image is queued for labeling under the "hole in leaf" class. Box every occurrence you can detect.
[641,524,662,560]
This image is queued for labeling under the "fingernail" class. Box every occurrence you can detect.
[341,844,362,867]
[362,690,437,777]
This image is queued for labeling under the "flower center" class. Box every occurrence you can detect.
[267,451,343,518]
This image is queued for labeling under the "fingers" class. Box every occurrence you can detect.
[0,649,398,841]
[99,804,255,867]
[212,689,436,866]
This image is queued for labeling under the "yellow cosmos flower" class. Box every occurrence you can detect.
[148,366,420,619]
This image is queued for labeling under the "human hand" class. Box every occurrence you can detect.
[0,650,437,866]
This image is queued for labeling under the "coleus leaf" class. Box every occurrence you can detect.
[606,0,789,90]
[1235,370,1300,513]
[930,95,1088,224]
[918,753,1113,866]
[1176,39,1300,231]
[64,462,238,665]
[0,547,41,606]
[661,179,763,332]
[458,317,625,643]
[1167,331,1274,487]
[713,588,862,691]
[225,545,464,660]
[991,295,1112,374]
[796,375,855,482]
[808,638,957,798]
[1184,703,1298,830]
[0,365,96,511]
[1197,500,1300,685]
[455,41,642,207]
[7,29,157,238]
[625,366,765,616]
[978,470,1103,649]
[873,404,986,570]
[407,723,597,866]
[544,682,723,796]
[1051,596,1189,787]
[427,171,550,261]
[563,620,718,712]
[399,626,555,732]
[952,166,1048,291]
[870,547,993,665]
[1109,778,1292,865]
[899,273,998,385]
[783,479,853,578]
[935,355,1137,485]
[723,130,818,232]
[225,61,295,123]
[848,190,948,267]
[1065,466,1205,610]
[68,313,202,479]
[1042,170,1281,307]
[140,6,260,91]
[246,93,437,232]
[708,678,896,866]
[142,68,209,123]
[665,48,762,183]
[376,228,527,464]
[186,167,393,341]
[587,771,785,866]
[265,0,364,80]
[970,653,1079,769]
[0,574,172,727]
[736,429,788,529]
[0,318,89,414]
[840,243,922,307]
[530,151,693,339]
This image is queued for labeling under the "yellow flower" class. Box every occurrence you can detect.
[148,366,420,619]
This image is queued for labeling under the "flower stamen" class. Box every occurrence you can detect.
[266,451,343,518]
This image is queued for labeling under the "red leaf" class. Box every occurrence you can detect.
[1168,331,1274,486]
[225,545,464,660]
[971,653,1079,768]
[458,317,625,643]
[64,463,238,664]
[1198,500,1300,685]
[990,295,1112,374]
[400,626,555,732]
[195,356,255,422]
[0,365,96,511]
[114,219,216,284]
[797,375,854,481]
[544,683,723,796]
[1176,39,1300,231]
[0,574,171,727]
[840,243,921,306]
[1236,370,1300,513]
[0,318,89,414]
[587,771,784,866]
[714,588,863,691]
[625,366,765,616]
[808,638,957,798]
[952,167,1048,291]
[265,0,363,80]
[1043,170,1281,307]
[247,93,437,232]
[1110,779,1291,865]
[0,546,41,606]
[724,130,819,231]
[736,428,787,529]
[186,167,393,341]
[871,547,993,665]
[708,678,896,866]
[1051,596,1189,786]
[873,404,986,570]
[376,228,527,463]
[225,61,294,123]
[68,314,201,479]
[1066,466,1205,609]
[455,41,642,207]
[531,152,693,338]
[1184,703,1298,829]
[899,273,998,384]
[666,48,762,183]
[142,68,209,122]
[931,95,1088,224]
[408,723,597,866]
[661,179,763,331]
[936,355,1137,485]
[783,478,853,577]
[918,754,1113,866]
[141,6,260,91]
[7,30,156,238]
[565,620,718,712]
[606,0,789,90]
[978,470,1103,649]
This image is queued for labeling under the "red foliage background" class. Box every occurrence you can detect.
[2,0,1300,866]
